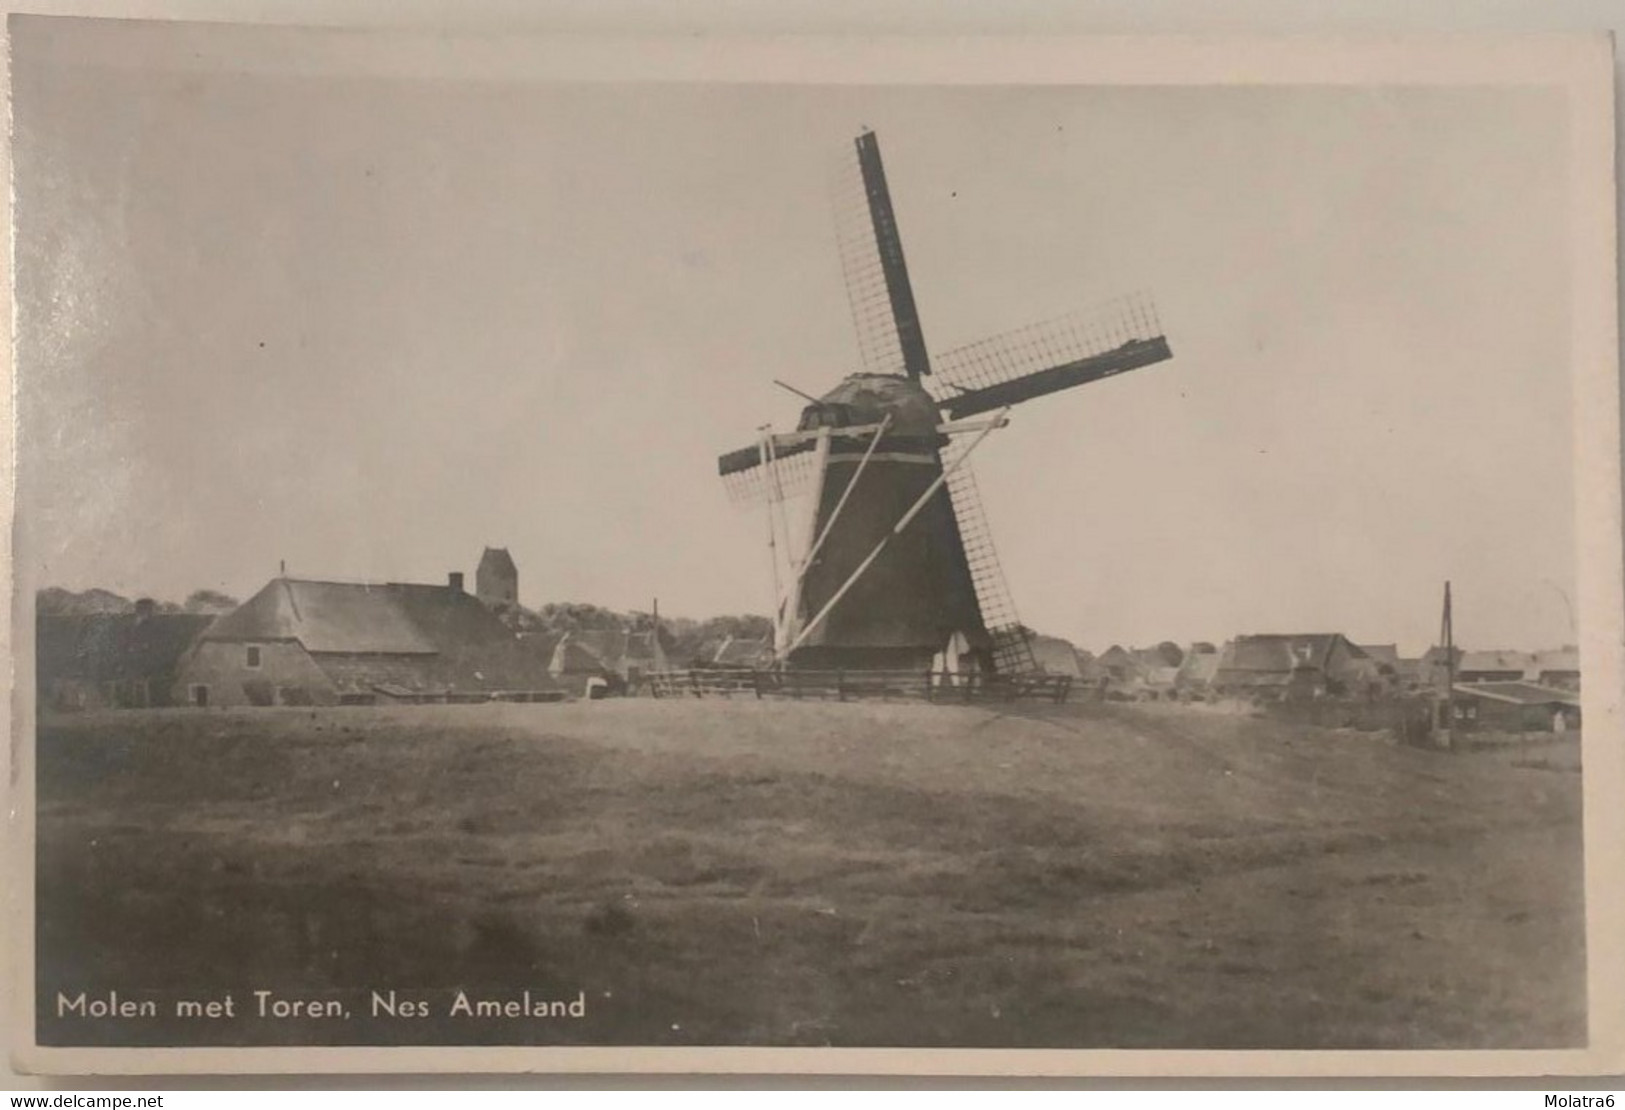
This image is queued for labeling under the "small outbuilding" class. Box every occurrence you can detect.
[1450,682,1581,733]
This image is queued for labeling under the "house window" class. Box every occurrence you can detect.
[246,645,262,669]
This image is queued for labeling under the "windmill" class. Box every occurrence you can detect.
[718,129,1173,676]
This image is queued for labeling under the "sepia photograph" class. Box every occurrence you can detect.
[7,18,1621,1076]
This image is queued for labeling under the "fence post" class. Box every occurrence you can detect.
[925,671,934,703]
[752,669,764,700]
[837,670,847,702]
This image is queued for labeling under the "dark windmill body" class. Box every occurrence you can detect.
[719,130,1173,677]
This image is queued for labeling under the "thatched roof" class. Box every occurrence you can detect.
[1029,635,1082,678]
[38,612,214,683]
[205,577,555,695]
[206,579,434,654]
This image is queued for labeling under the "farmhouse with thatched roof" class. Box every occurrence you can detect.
[172,574,559,706]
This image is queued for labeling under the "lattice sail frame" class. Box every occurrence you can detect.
[720,445,819,507]
[720,132,1173,675]
[829,149,911,380]
[929,291,1168,413]
[938,433,1041,676]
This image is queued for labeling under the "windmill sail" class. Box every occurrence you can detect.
[831,131,932,381]
[716,129,1173,680]
[718,422,889,504]
[939,437,1041,676]
[718,439,820,505]
[931,292,1172,420]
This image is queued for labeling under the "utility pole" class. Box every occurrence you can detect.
[1438,580,1456,751]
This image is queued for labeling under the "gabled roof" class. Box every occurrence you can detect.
[556,639,614,675]
[204,579,434,654]
[384,582,548,687]
[38,612,215,682]
[1458,649,1537,675]
[1359,644,1401,666]
[1531,648,1580,674]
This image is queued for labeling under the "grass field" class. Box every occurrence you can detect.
[35,698,1585,1048]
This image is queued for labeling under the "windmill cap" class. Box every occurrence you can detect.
[803,373,941,436]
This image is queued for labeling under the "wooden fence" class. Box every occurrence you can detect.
[644,668,1073,704]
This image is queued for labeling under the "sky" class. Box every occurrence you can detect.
[12,21,1579,656]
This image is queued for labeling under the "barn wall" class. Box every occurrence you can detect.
[171,641,339,707]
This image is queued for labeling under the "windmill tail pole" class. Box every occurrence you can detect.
[783,406,1011,660]
[775,415,891,624]
[758,428,787,649]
